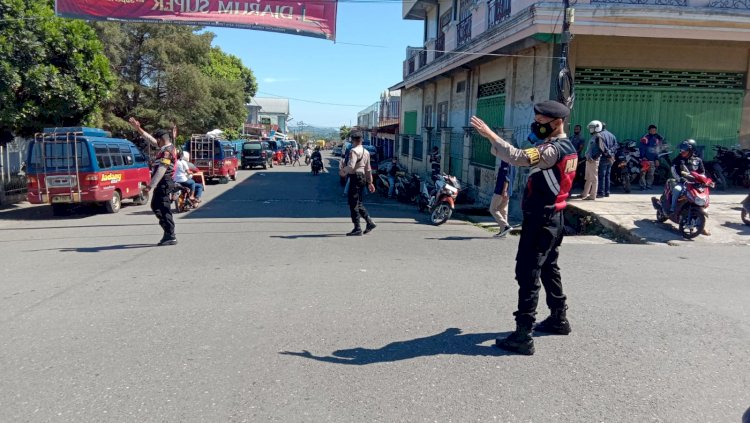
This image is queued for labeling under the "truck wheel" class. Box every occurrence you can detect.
[105,191,122,214]
[230,172,236,181]
[219,176,229,184]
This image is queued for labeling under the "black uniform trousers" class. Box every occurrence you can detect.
[151,183,175,239]
[513,210,567,326]
[347,173,371,229]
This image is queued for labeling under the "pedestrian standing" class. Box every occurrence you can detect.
[490,159,512,238]
[471,100,577,355]
[581,120,605,200]
[429,146,441,178]
[639,124,663,190]
[387,157,400,198]
[569,124,584,159]
[340,132,376,236]
[292,149,301,166]
[597,124,618,197]
[130,118,178,246]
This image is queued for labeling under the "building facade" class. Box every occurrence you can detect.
[396,0,750,204]
[246,97,291,135]
[355,91,402,161]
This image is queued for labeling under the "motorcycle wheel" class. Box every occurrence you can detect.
[656,207,668,223]
[678,210,705,239]
[430,203,453,226]
[742,206,750,226]
[417,195,427,213]
[710,163,726,190]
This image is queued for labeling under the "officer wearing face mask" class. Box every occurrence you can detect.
[471,101,578,356]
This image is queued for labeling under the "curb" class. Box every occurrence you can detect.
[565,203,649,244]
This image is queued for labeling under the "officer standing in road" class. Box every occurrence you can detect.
[471,100,578,355]
[131,119,178,246]
[340,132,376,236]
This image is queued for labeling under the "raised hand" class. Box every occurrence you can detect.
[470,116,495,139]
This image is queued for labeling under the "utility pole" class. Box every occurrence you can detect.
[557,0,575,110]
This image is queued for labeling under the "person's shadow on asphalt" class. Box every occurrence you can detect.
[279,328,515,364]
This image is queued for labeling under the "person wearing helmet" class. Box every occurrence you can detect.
[471,100,578,356]
[669,139,710,234]
[597,123,618,198]
[639,124,664,190]
[581,120,606,200]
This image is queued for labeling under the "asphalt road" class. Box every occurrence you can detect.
[1,154,748,422]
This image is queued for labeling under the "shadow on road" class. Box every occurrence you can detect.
[279,328,516,364]
[26,243,156,253]
[721,221,750,235]
[182,162,423,221]
[270,234,346,239]
[424,236,493,241]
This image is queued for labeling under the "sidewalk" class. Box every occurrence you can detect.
[567,190,750,246]
[456,190,749,246]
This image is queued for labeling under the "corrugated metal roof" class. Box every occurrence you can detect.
[248,97,290,115]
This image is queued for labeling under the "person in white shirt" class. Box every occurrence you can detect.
[175,151,203,202]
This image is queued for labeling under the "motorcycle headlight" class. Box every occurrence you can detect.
[693,197,706,206]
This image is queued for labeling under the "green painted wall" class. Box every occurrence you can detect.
[571,87,742,159]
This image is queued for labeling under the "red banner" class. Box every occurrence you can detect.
[55,0,337,40]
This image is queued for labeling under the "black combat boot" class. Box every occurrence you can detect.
[495,324,534,355]
[363,219,376,234]
[346,228,363,236]
[535,306,571,335]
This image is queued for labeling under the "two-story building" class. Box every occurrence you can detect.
[246,97,291,135]
[355,90,403,160]
[394,0,750,204]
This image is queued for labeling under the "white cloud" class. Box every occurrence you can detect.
[262,77,299,84]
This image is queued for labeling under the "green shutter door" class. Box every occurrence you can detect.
[403,111,418,135]
[471,94,505,167]
[571,69,744,160]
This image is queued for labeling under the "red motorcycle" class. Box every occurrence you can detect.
[651,169,714,239]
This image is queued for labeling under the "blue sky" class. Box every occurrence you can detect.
[209,3,423,128]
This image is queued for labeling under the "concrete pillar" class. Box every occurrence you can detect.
[741,52,750,149]
[440,128,450,174]
[462,127,472,183]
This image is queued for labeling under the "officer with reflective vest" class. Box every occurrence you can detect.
[471,100,578,355]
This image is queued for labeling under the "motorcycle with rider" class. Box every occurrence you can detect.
[651,139,714,238]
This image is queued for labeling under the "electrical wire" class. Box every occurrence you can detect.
[256,91,369,108]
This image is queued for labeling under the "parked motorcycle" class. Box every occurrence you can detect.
[741,193,750,226]
[420,174,460,226]
[395,173,421,204]
[311,157,323,175]
[612,140,640,193]
[651,167,714,239]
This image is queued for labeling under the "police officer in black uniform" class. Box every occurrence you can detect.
[471,100,578,355]
[129,118,179,246]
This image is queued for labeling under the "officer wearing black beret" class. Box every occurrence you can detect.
[471,100,578,355]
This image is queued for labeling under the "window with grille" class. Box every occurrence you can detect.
[478,79,506,97]
[423,105,433,128]
[400,135,410,156]
[438,102,449,127]
[576,68,746,90]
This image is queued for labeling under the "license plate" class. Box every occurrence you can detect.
[52,195,71,203]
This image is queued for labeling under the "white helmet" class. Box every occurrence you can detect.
[587,120,603,134]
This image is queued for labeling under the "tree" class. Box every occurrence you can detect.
[339,125,351,141]
[91,23,257,138]
[0,0,114,135]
